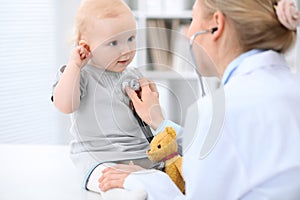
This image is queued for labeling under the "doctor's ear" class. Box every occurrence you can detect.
[78,40,91,52]
[211,11,225,41]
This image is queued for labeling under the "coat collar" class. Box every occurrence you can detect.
[221,50,289,85]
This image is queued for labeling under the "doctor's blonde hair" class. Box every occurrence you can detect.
[74,0,133,44]
[200,0,297,53]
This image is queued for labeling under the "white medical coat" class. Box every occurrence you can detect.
[124,50,300,200]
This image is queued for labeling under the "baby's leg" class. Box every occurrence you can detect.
[86,162,147,200]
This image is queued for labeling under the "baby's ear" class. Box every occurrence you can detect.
[78,40,91,52]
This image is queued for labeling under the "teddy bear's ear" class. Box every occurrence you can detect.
[166,127,176,138]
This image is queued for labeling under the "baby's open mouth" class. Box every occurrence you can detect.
[118,60,128,64]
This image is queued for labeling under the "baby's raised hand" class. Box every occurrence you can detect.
[68,45,91,69]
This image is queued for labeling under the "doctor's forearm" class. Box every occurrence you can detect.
[124,170,185,200]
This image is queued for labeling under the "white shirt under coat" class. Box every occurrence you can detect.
[124,50,300,200]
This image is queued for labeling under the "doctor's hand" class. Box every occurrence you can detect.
[126,78,164,130]
[99,163,144,192]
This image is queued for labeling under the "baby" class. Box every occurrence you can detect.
[51,0,153,199]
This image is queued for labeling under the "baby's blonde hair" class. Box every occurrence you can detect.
[74,0,133,44]
[200,0,297,53]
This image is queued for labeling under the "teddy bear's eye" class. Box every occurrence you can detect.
[157,144,161,149]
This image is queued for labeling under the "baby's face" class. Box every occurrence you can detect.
[87,14,136,72]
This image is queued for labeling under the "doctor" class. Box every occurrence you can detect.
[99,0,300,199]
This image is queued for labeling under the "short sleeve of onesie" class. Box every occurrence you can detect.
[50,65,88,101]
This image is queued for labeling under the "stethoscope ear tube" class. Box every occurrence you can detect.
[189,32,207,97]
[189,27,218,97]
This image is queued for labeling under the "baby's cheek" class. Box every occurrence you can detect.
[91,55,109,67]
[92,49,119,67]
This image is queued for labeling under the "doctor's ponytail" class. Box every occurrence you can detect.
[201,0,298,53]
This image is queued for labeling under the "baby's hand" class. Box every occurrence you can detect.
[68,45,91,69]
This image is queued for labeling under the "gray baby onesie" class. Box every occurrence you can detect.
[52,64,151,178]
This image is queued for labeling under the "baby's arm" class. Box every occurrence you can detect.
[53,46,90,113]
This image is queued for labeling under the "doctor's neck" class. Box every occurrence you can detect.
[213,38,244,78]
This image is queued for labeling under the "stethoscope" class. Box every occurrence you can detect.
[189,27,218,97]
[123,27,219,145]
[122,79,154,143]
[188,27,226,160]
[122,27,218,143]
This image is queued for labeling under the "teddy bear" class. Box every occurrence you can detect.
[147,126,185,193]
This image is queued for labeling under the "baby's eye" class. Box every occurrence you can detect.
[157,144,161,149]
[109,41,118,46]
[128,36,135,42]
